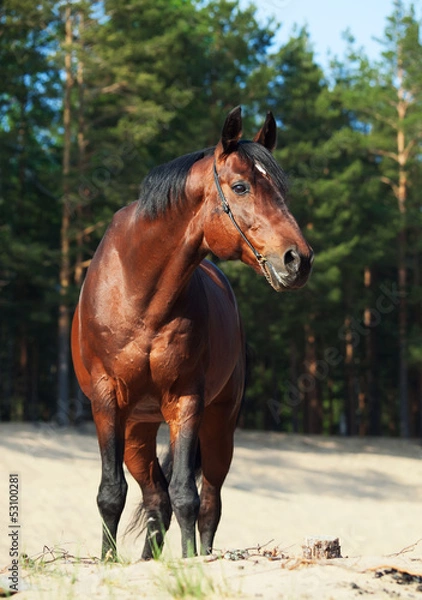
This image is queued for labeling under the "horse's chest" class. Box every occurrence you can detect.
[111,320,203,407]
[149,324,203,384]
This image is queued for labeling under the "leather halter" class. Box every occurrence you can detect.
[213,161,269,274]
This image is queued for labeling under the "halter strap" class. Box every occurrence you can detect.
[212,161,267,268]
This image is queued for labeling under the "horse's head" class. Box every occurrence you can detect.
[200,106,314,291]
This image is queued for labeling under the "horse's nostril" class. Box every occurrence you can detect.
[284,249,296,265]
[284,248,300,273]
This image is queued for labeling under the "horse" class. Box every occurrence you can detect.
[71,106,313,560]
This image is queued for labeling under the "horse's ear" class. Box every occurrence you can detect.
[253,111,277,152]
[217,106,243,156]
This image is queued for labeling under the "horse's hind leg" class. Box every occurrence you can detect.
[92,391,128,560]
[124,421,171,560]
[198,399,240,555]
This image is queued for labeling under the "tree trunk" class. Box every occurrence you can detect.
[57,4,73,426]
[304,322,322,434]
[290,339,299,433]
[397,226,408,437]
[413,248,422,438]
[15,330,29,421]
[29,345,39,422]
[344,316,356,436]
[370,43,413,436]
[419,369,422,440]
[0,324,12,420]
[327,378,335,435]
[74,11,86,288]
[396,61,409,437]
[363,267,380,435]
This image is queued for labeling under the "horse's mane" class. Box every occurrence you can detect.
[137,141,288,220]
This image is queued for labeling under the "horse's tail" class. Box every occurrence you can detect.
[125,442,202,538]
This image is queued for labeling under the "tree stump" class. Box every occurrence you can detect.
[302,536,341,559]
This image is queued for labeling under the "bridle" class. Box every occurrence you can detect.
[213,161,270,278]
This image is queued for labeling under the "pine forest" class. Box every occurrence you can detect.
[1,0,421,437]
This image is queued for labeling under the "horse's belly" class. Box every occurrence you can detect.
[204,315,242,402]
[126,394,164,423]
[199,264,244,402]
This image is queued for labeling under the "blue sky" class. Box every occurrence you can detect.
[249,0,421,68]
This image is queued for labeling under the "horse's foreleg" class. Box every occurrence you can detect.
[124,421,171,560]
[165,395,202,558]
[92,394,127,561]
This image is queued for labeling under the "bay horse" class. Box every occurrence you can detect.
[71,107,313,560]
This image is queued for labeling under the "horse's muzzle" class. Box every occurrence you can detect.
[264,247,314,292]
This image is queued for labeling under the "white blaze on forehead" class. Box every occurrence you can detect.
[255,162,267,176]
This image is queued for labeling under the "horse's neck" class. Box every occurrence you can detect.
[118,202,206,320]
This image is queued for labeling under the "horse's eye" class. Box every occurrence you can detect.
[232,182,249,195]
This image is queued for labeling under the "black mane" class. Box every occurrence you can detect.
[137,148,214,219]
[137,142,288,220]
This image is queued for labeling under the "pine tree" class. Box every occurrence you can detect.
[339,0,422,436]
[0,0,62,420]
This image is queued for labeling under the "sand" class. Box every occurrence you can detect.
[0,422,421,599]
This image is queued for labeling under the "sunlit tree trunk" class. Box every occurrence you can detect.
[378,59,410,437]
[366,44,412,436]
[396,56,409,437]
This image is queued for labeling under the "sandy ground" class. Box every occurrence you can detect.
[0,422,422,599]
